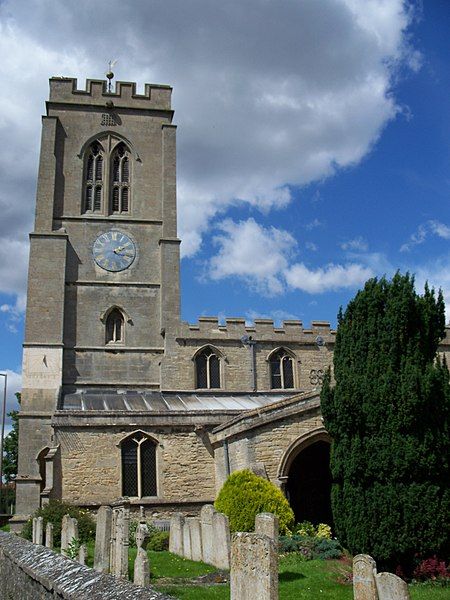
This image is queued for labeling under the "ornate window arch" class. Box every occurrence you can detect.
[268,347,296,389]
[119,431,158,498]
[194,345,222,389]
[110,142,131,213]
[84,141,104,212]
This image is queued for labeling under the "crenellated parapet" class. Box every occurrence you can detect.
[178,316,336,345]
[48,77,172,111]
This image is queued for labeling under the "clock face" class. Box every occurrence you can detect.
[93,230,136,272]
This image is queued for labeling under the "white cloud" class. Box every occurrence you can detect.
[245,309,302,327]
[208,217,374,296]
[0,0,419,290]
[209,219,297,296]
[0,370,22,427]
[305,241,318,252]
[284,262,374,294]
[401,220,450,252]
[340,236,369,252]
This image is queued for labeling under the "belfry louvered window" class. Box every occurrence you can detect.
[121,432,157,498]
[270,349,295,389]
[195,347,221,389]
[111,142,131,213]
[84,142,104,212]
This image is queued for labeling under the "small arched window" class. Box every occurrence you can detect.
[121,432,157,497]
[84,142,103,212]
[270,349,295,389]
[105,308,124,344]
[111,142,131,213]
[195,347,221,389]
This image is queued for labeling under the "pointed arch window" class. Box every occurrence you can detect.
[195,347,221,389]
[84,142,104,212]
[111,142,131,213]
[270,349,295,389]
[121,432,157,497]
[105,308,124,344]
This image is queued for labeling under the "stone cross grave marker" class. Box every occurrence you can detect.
[230,532,278,600]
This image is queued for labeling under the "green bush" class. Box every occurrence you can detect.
[214,469,294,534]
[148,531,170,551]
[21,500,95,547]
[279,534,342,560]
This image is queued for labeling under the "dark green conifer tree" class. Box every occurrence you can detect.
[321,273,450,571]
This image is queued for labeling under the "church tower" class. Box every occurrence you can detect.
[14,76,180,522]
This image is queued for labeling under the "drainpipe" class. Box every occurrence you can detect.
[223,439,230,477]
[241,335,257,391]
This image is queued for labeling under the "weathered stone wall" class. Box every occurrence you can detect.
[57,426,216,504]
[0,531,174,600]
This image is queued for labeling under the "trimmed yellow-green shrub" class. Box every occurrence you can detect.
[214,469,294,534]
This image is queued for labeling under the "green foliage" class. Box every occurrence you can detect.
[279,534,342,560]
[214,469,294,534]
[321,273,450,571]
[148,530,170,552]
[66,537,81,560]
[2,392,20,484]
[21,500,95,547]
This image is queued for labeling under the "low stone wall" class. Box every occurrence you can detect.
[0,531,174,600]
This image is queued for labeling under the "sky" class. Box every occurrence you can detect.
[0,0,449,428]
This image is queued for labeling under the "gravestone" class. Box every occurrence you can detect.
[169,513,184,557]
[230,532,278,600]
[200,505,215,565]
[110,500,130,579]
[35,516,44,545]
[212,511,231,569]
[353,554,378,600]
[45,522,54,549]
[376,572,410,600]
[188,517,203,562]
[32,517,37,544]
[79,544,87,565]
[182,518,192,560]
[255,513,279,543]
[94,505,112,573]
[134,522,151,587]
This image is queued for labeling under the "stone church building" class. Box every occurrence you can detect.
[12,77,450,531]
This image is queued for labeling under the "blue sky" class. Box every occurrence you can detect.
[0,0,449,422]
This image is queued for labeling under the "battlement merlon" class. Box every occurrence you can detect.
[48,77,172,111]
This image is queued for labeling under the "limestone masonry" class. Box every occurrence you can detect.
[12,76,450,530]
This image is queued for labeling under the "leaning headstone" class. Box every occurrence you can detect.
[169,513,185,557]
[230,532,278,600]
[110,500,130,579]
[376,572,410,600]
[134,522,151,587]
[35,516,44,545]
[94,505,112,573]
[32,517,38,544]
[200,505,215,565]
[78,544,87,565]
[61,514,71,556]
[255,513,279,543]
[212,511,231,569]
[45,522,54,549]
[182,518,192,560]
[188,517,203,562]
[353,554,377,600]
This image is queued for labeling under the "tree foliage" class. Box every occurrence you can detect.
[321,273,450,571]
[215,469,295,534]
[2,392,20,483]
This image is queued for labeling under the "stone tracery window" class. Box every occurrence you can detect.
[121,432,157,498]
[111,142,131,213]
[105,308,124,344]
[195,347,221,389]
[270,348,295,389]
[84,141,104,212]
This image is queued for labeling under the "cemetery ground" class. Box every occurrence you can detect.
[77,537,446,600]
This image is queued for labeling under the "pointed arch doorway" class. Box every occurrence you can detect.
[279,428,333,526]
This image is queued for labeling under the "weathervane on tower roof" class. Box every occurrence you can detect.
[106,59,117,92]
